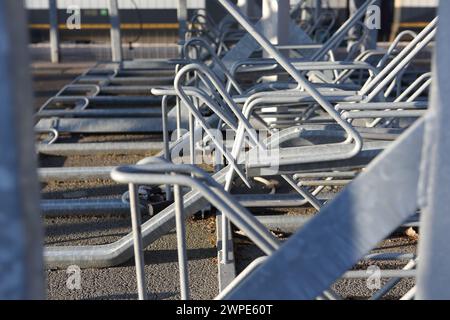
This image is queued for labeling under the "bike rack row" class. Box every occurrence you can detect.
[2,0,445,300]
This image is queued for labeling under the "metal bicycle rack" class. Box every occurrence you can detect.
[2,0,449,300]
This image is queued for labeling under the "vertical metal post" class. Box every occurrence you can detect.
[416,0,450,300]
[175,65,182,139]
[390,0,402,41]
[261,0,290,123]
[174,184,190,300]
[108,0,122,63]
[301,0,312,22]
[314,0,322,22]
[237,0,261,19]
[365,0,379,50]
[261,0,290,57]
[49,0,60,63]
[129,184,147,300]
[0,1,44,299]
[349,0,379,51]
[237,0,250,15]
[178,0,188,45]
[161,96,173,201]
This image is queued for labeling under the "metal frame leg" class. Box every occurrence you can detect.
[178,0,188,45]
[174,184,190,300]
[0,1,44,299]
[129,184,148,300]
[49,0,60,63]
[416,0,450,300]
[108,0,123,63]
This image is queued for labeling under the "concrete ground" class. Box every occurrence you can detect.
[33,61,418,301]
[45,217,218,300]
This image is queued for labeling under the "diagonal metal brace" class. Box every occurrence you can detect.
[224,118,424,300]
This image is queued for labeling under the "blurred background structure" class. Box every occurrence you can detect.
[26,0,437,61]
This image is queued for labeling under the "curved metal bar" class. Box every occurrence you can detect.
[367,72,432,127]
[36,128,59,145]
[177,63,263,147]
[241,93,363,163]
[311,0,378,61]
[111,163,280,255]
[360,18,437,97]
[152,86,238,130]
[376,30,419,69]
[218,0,363,162]
[56,84,101,97]
[175,62,274,187]
[183,37,243,94]
[38,96,90,113]
[230,59,378,89]
[173,87,249,185]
